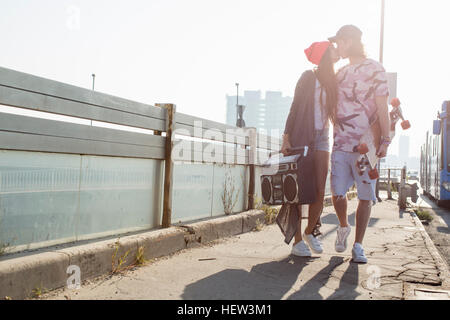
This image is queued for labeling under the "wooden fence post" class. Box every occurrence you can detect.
[247,127,257,210]
[387,168,393,199]
[156,103,176,228]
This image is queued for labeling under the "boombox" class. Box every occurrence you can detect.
[260,146,309,205]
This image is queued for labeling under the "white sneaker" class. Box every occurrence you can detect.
[352,243,368,263]
[291,240,312,257]
[303,233,323,254]
[335,226,351,252]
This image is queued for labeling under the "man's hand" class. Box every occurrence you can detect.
[377,143,388,158]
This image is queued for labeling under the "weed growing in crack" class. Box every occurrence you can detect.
[254,218,264,232]
[135,246,147,266]
[413,208,433,222]
[221,166,243,215]
[254,196,279,226]
[111,239,131,274]
[31,285,47,299]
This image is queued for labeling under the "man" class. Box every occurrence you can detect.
[328,25,390,263]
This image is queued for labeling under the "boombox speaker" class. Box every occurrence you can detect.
[260,146,309,205]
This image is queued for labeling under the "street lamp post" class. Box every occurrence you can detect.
[92,74,96,91]
[235,83,239,125]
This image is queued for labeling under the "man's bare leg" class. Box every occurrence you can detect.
[355,200,372,244]
[332,195,349,228]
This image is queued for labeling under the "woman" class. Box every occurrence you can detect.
[281,41,339,256]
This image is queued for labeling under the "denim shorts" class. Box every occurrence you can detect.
[330,150,376,201]
[313,129,330,152]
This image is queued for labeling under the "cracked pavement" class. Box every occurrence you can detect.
[417,194,450,267]
[41,198,449,300]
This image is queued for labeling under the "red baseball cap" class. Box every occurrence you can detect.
[304,41,331,65]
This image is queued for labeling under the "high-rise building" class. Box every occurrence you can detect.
[398,135,410,165]
[225,90,293,137]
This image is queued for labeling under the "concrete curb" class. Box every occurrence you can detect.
[0,209,265,300]
[408,211,450,291]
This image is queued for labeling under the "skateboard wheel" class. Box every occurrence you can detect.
[369,168,379,180]
[357,143,369,154]
[391,97,401,108]
[401,120,411,130]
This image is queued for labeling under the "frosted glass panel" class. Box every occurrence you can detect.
[172,163,213,222]
[0,149,252,251]
[0,150,163,251]
[254,166,263,205]
[76,156,162,238]
[172,163,248,222]
[0,150,81,248]
[211,164,247,216]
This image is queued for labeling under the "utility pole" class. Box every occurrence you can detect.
[376,0,385,202]
[379,0,385,64]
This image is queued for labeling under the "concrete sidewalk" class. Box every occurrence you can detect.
[41,198,450,300]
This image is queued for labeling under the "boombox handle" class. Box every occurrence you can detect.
[269,146,309,158]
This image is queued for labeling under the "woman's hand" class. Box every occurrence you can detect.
[281,134,292,156]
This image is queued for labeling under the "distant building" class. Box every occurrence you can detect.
[381,136,419,171]
[398,135,410,166]
[225,90,293,137]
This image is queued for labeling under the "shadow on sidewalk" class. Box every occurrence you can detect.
[285,256,360,300]
[319,212,379,241]
[181,256,312,299]
[321,211,379,227]
[326,260,360,300]
[181,256,355,300]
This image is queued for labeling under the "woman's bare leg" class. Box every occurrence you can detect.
[293,204,303,245]
[305,151,330,235]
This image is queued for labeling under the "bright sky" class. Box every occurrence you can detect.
[1,0,449,157]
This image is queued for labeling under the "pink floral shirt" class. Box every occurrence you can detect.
[333,58,389,152]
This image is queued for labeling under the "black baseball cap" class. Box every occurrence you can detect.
[328,25,362,42]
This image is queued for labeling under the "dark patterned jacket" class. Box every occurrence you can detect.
[277,70,320,244]
[284,70,317,148]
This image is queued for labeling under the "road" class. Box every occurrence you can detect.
[416,193,450,267]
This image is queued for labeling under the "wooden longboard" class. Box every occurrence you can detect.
[355,98,410,179]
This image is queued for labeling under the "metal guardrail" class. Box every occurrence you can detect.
[379,166,419,208]
[0,66,281,162]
